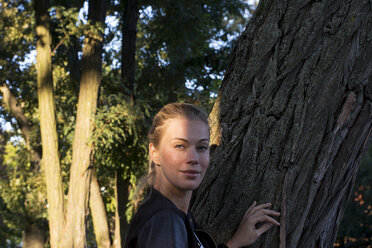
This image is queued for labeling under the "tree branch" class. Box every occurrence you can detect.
[0,83,41,166]
[51,34,69,56]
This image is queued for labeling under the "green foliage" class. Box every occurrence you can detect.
[1,141,46,218]
[336,146,372,247]
[91,93,152,228]
[0,135,47,246]
[117,0,250,111]
[0,0,37,127]
[0,1,43,244]
[92,95,149,177]
[50,6,82,49]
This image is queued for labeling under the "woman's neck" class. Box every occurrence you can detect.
[154,183,192,213]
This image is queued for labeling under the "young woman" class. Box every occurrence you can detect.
[124,103,280,248]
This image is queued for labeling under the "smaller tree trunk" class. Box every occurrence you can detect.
[113,169,131,248]
[114,205,120,248]
[90,168,111,248]
[22,223,45,248]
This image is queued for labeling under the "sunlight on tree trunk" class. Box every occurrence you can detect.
[62,0,107,247]
[90,169,111,248]
[34,0,65,247]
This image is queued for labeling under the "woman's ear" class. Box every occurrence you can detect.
[149,143,160,165]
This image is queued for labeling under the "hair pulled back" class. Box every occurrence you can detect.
[148,103,208,147]
[146,102,209,186]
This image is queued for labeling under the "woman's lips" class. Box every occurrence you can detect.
[181,170,200,178]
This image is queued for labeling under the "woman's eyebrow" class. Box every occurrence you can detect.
[172,138,188,142]
[172,138,209,142]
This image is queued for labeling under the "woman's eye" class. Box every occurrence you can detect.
[175,144,185,149]
[197,146,208,151]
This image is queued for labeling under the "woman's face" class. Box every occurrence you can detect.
[150,117,210,194]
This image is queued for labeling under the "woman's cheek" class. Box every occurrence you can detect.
[160,147,175,159]
[201,156,210,170]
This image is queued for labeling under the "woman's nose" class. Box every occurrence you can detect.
[187,147,198,164]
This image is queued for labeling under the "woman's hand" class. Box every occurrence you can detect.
[226,201,280,248]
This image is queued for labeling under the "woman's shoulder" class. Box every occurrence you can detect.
[127,188,186,233]
[134,208,189,248]
[124,188,189,248]
[135,188,186,222]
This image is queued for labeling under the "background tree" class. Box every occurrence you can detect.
[34,0,65,246]
[191,0,372,247]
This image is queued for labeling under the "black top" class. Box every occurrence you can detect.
[124,188,227,248]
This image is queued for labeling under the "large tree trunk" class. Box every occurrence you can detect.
[34,0,65,247]
[191,0,372,247]
[63,1,107,247]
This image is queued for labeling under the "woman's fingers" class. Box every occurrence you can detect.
[250,203,273,215]
[245,202,280,218]
[228,202,281,248]
[247,204,280,220]
[246,202,280,226]
[256,223,274,236]
[244,201,257,215]
[261,209,280,217]
[243,201,257,219]
[252,214,280,226]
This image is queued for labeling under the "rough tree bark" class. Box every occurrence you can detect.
[191,0,372,247]
[62,0,107,247]
[34,0,65,247]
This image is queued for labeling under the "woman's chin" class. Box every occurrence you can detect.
[177,181,202,192]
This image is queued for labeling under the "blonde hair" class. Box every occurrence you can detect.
[133,103,209,205]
